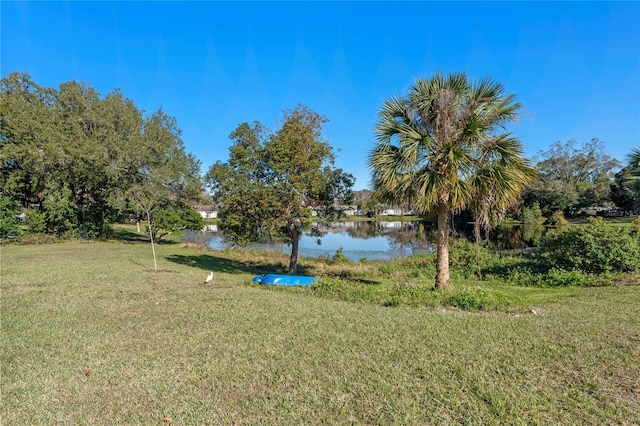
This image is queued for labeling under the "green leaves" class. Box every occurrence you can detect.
[526,139,621,216]
[625,147,640,209]
[1,72,202,239]
[368,71,533,289]
[540,218,640,274]
[0,194,20,238]
[206,105,354,273]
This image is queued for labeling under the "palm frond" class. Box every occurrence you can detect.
[370,71,533,226]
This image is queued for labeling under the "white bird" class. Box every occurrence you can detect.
[204,272,214,283]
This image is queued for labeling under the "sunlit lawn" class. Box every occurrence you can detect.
[2,238,639,424]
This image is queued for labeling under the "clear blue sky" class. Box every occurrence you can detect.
[2,1,639,190]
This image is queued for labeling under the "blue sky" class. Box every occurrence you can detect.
[2,1,639,190]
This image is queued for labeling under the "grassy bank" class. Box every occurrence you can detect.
[2,239,639,424]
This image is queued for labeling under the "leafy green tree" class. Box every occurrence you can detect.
[151,203,205,241]
[1,73,202,250]
[0,194,20,238]
[548,210,569,231]
[369,71,535,290]
[207,105,354,274]
[525,138,620,216]
[519,203,546,246]
[1,73,58,210]
[1,73,141,236]
[118,109,203,270]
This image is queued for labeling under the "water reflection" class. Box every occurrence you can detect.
[203,224,218,232]
[493,222,545,250]
[187,220,545,261]
[187,221,436,261]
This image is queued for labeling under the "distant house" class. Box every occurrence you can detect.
[381,207,403,216]
[196,205,218,219]
[341,205,359,216]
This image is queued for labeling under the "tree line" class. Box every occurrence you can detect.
[357,138,639,219]
[0,72,204,254]
[2,71,639,287]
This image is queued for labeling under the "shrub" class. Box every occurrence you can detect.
[521,203,546,227]
[443,286,503,310]
[25,209,47,234]
[482,255,612,288]
[548,210,569,230]
[542,269,603,287]
[448,239,493,278]
[332,247,352,264]
[0,195,20,238]
[540,218,640,274]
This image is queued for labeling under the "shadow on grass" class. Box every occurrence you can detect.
[165,253,314,276]
[351,278,383,285]
[111,229,180,245]
[322,272,383,286]
[111,228,148,242]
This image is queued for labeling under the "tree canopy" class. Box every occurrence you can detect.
[523,138,620,216]
[369,71,535,290]
[0,72,203,247]
[206,105,354,274]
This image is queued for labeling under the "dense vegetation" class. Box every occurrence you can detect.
[523,138,623,216]
[2,72,639,248]
[0,72,203,243]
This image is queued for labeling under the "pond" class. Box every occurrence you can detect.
[185,221,433,261]
[186,220,546,262]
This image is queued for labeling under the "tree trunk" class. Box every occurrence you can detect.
[147,211,157,271]
[288,224,300,274]
[435,203,451,290]
[474,219,482,246]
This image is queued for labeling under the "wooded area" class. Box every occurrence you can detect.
[1,72,639,248]
[1,72,203,241]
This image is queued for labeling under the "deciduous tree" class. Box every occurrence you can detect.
[119,109,203,270]
[524,138,620,216]
[207,105,354,274]
[1,73,203,252]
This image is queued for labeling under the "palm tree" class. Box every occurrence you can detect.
[467,135,538,243]
[627,146,640,209]
[369,71,536,290]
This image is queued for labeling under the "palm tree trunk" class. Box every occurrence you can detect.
[288,224,300,274]
[435,203,451,290]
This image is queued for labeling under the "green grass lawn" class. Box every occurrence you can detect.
[2,239,639,424]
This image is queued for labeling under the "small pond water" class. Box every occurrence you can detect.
[185,220,545,262]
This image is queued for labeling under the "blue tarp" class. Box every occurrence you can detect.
[252,274,318,286]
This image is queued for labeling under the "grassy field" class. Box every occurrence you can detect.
[2,238,639,424]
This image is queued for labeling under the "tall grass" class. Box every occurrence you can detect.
[2,240,639,424]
